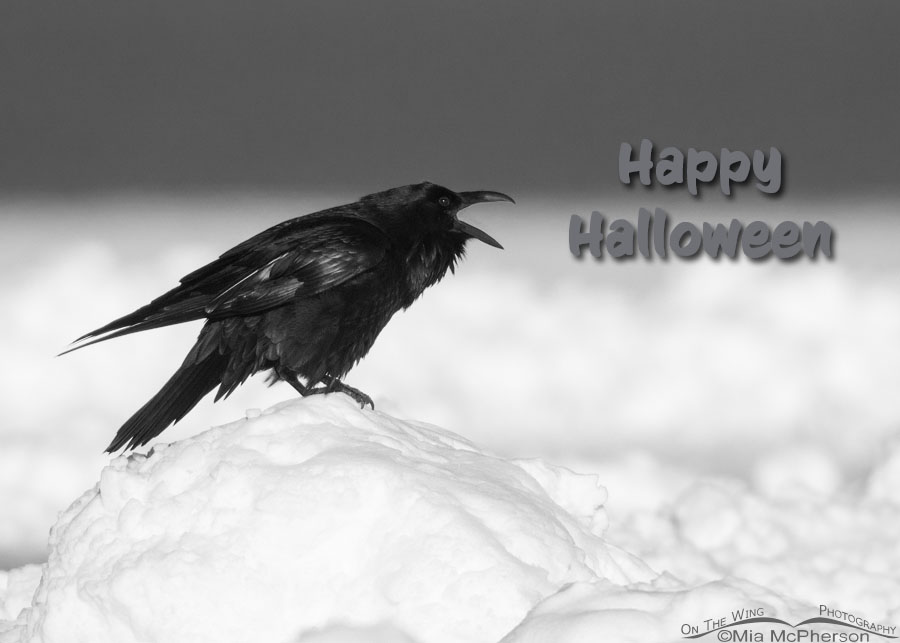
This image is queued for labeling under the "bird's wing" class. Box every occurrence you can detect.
[204,220,389,317]
[62,215,389,353]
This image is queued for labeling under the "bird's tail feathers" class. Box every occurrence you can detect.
[105,351,229,453]
[60,296,208,356]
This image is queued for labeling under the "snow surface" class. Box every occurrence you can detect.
[2,396,897,643]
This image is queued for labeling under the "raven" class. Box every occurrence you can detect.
[65,182,513,452]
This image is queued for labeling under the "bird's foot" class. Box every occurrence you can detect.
[321,376,375,409]
[277,368,374,409]
[333,382,375,409]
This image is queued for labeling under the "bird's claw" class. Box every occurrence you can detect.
[332,381,375,410]
[299,376,374,409]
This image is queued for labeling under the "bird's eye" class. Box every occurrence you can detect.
[438,196,451,207]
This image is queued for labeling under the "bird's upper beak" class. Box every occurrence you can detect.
[454,190,515,249]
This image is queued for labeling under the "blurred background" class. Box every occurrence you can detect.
[2,1,899,569]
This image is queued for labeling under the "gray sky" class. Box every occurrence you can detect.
[2,0,898,197]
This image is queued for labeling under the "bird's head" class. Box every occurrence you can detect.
[364,182,514,250]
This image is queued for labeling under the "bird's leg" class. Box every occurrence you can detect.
[321,375,375,410]
[275,367,323,397]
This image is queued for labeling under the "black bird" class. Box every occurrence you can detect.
[65,182,513,452]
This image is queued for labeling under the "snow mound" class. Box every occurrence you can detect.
[0,565,42,637]
[291,622,420,643]
[11,396,655,643]
[501,578,806,643]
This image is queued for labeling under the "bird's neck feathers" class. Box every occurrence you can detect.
[402,234,467,307]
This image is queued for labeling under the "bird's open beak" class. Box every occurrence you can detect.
[454,190,514,249]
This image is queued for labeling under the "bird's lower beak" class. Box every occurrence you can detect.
[453,219,504,249]
[454,190,514,249]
